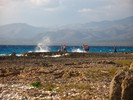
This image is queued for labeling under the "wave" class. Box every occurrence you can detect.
[35,37,51,52]
[72,48,84,52]
[0,54,6,56]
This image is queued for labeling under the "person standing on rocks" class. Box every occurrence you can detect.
[83,45,89,52]
[58,46,63,52]
[63,45,67,52]
[114,47,117,53]
[58,45,67,52]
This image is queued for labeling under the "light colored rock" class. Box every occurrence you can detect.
[129,62,133,70]
[109,70,133,100]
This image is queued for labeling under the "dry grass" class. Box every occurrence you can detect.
[113,59,133,66]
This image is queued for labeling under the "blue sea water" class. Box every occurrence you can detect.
[0,45,133,56]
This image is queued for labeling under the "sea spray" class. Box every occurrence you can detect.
[72,48,84,52]
[35,37,51,52]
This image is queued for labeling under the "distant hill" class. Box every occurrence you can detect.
[0,23,47,45]
[0,16,133,46]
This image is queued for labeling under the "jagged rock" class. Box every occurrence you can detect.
[11,52,16,56]
[53,70,64,78]
[129,62,133,70]
[97,60,115,64]
[109,70,133,100]
[0,68,20,77]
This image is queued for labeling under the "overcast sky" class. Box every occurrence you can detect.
[0,0,133,27]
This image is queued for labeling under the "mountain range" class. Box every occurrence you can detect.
[0,16,133,46]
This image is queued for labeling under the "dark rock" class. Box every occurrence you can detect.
[109,70,133,100]
[0,68,20,77]
[65,63,76,65]
[11,52,16,56]
[53,70,64,78]
[97,60,115,64]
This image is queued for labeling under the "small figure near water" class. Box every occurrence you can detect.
[114,47,117,53]
[83,45,89,52]
[58,48,62,52]
[58,46,63,52]
[58,45,67,52]
[63,45,67,52]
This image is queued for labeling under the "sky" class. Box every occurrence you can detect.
[0,0,133,27]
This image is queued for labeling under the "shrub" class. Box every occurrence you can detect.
[31,82,41,87]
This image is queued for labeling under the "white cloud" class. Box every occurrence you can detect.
[30,0,51,5]
[104,5,112,9]
[43,7,59,11]
[78,8,92,13]
[0,5,4,9]
[0,0,133,26]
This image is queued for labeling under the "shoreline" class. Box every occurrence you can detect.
[1,51,133,56]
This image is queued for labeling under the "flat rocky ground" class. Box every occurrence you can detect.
[0,52,133,100]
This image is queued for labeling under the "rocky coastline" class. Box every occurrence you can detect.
[0,52,133,100]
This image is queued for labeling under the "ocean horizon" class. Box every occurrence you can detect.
[0,45,133,56]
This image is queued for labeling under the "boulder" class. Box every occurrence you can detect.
[11,52,16,56]
[109,70,133,100]
[0,68,20,77]
[129,62,133,70]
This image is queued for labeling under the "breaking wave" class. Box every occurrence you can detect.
[35,37,51,52]
[72,48,84,52]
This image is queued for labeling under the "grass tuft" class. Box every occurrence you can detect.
[113,59,133,66]
[31,82,41,87]
[44,83,56,91]
[66,71,80,78]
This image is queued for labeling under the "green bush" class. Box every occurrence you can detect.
[31,82,41,87]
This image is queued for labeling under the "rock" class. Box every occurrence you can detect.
[97,60,115,64]
[53,70,64,78]
[11,52,16,56]
[129,62,133,70]
[109,70,133,100]
[0,68,20,77]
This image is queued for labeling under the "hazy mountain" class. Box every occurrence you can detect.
[36,16,133,46]
[0,23,48,45]
[0,23,47,38]
[0,16,133,46]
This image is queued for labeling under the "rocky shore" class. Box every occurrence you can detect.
[0,52,133,100]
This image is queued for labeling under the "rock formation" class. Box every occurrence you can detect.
[129,62,133,70]
[109,70,133,100]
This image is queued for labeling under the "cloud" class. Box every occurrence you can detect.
[78,8,93,13]
[30,0,51,5]
[104,5,112,9]
[0,0,133,26]
[0,5,4,9]
[43,7,59,11]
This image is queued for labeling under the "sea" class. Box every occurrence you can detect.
[0,45,133,56]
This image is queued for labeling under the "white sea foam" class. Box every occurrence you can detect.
[72,48,84,52]
[16,54,22,56]
[44,55,61,57]
[0,54,6,56]
[35,37,51,52]
[28,51,33,53]
[51,55,61,57]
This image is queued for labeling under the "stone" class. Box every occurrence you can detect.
[11,52,16,56]
[109,70,133,100]
[0,68,20,77]
[129,62,133,70]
